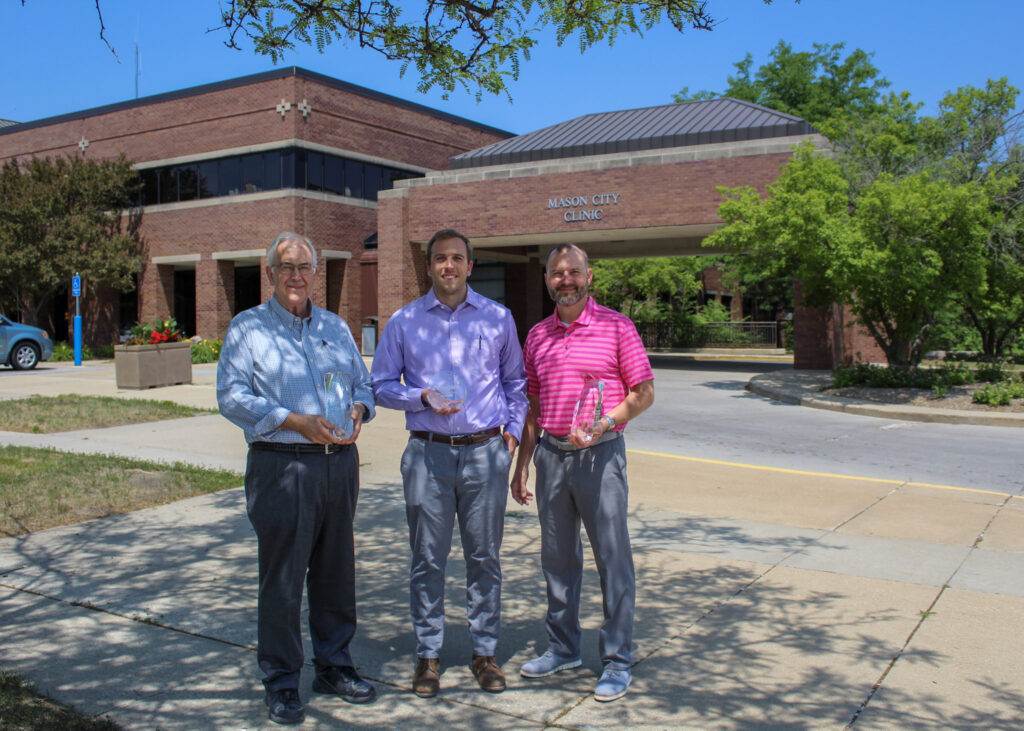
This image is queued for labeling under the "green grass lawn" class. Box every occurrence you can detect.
[0,395,215,433]
[0,446,241,537]
[0,671,120,730]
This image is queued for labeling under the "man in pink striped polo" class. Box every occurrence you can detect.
[511,243,655,702]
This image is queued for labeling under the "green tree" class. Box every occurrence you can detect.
[60,1,757,99]
[706,144,993,366]
[0,155,143,328]
[675,41,889,127]
[591,257,705,325]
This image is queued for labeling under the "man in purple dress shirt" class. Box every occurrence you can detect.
[371,228,527,698]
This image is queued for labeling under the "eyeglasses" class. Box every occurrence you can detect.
[274,263,315,277]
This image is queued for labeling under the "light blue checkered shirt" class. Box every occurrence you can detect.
[217,297,375,444]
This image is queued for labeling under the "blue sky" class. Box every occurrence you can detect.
[3,0,1022,134]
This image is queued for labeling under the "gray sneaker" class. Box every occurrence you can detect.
[594,667,632,702]
[520,650,583,678]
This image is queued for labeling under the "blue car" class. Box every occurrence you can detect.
[0,314,54,369]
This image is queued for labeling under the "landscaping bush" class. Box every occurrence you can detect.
[191,338,222,364]
[831,364,975,389]
[50,342,117,361]
[972,381,1024,406]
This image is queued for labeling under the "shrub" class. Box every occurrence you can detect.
[50,342,106,361]
[831,364,975,389]
[972,381,1024,406]
[191,338,222,364]
[975,363,1007,383]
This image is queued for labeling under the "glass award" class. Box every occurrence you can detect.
[426,376,465,412]
[323,370,354,439]
[570,377,604,443]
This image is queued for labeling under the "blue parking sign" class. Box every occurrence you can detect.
[71,274,81,298]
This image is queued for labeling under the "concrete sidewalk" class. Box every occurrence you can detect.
[748,370,1024,428]
[1,364,1023,728]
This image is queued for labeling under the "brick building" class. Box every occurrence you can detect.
[1,72,881,367]
[0,67,510,347]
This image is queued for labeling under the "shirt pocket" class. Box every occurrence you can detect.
[469,332,500,380]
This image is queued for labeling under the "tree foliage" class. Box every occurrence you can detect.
[706,144,994,366]
[591,257,705,325]
[0,155,143,327]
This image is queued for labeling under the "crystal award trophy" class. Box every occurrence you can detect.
[425,376,465,412]
[323,370,354,440]
[570,377,604,443]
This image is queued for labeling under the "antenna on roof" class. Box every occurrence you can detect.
[133,15,141,98]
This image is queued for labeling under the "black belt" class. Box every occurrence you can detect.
[410,427,501,446]
[250,441,350,455]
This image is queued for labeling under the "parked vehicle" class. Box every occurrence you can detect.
[0,314,54,369]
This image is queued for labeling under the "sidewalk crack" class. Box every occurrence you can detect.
[845,493,1013,727]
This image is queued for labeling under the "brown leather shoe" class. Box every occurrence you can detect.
[412,657,440,698]
[471,655,506,693]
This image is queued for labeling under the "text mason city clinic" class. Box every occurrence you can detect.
[547,192,621,222]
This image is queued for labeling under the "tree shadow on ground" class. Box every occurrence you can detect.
[1,483,1020,728]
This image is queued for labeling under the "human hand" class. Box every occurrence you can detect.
[336,404,366,445]
[511,469,533,506]
[502,431,518,456]
[568,418,606,448]
[422,388,462,415]
[286,413,345,444]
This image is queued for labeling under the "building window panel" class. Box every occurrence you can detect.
[219,157,241,196]
[264,151,282,190]
[159,168,178,204]
[141,169,159,206]
[306,151,324,192]
[242,154,264,193]
[344,159,363,199]
[364,164,381,201]
[325,155,343,195]
[198,160,218,199]
[178,165,199,201]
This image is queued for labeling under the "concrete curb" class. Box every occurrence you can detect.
[747,373,1024,428]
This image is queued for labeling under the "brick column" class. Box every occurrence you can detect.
[140,263,175,324]
[196,258,235,338]
[378,190,426,328]
[792,281,834,370]
[336,257,361,338]
[259,258,274,303]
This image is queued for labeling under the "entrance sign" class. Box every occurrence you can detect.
[547,192,621,223]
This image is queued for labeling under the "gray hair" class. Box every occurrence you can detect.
[544,243,590,272]
[266,231,317,270]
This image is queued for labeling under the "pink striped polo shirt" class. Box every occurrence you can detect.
[523,297,654,437]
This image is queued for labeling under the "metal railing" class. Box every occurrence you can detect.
[640,321,780,350]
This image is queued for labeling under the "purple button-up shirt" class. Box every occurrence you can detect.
[370,286,528,440]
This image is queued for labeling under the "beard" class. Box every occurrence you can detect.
[547,282,588,307]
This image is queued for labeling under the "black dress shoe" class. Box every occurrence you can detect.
[265,688,304,725]
[313,665,378,704]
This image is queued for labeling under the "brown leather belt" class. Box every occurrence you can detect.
[410,427,501,446]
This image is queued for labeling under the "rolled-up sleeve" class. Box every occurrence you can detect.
[370,316,427,412]
[216,319,290,438]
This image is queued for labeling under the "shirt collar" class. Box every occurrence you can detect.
[268,295,313,330]
[425,285,481,313]
[550,296,596,331]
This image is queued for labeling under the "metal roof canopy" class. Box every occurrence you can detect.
[450,98,814,169]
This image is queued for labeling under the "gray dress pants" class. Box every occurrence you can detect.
[400,434,512,658]
[533,434,635,670]
[245,444,359,691]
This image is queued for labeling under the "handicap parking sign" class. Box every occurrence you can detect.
[71,274,81,297]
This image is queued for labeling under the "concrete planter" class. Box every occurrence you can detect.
[114,341,193,389]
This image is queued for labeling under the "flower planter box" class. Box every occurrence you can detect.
[114,341,193,389]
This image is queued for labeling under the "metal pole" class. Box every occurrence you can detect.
[73,272,82,366]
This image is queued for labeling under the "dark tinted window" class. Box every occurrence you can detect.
[325,155,343,195]
[242,154,263,193]
[306,152,324,192]
[159,168,178,204]
[363,165,381,201]
[344,160,363,198]
[198,160,218,199]
[263,151,282,190]
[178,165,199,201]
[280,148,296,188]
[292,148,306,189]
[219,157,241,196]
[141,169,159,206]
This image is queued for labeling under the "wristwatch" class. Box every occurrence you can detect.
[602,414,617,430]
